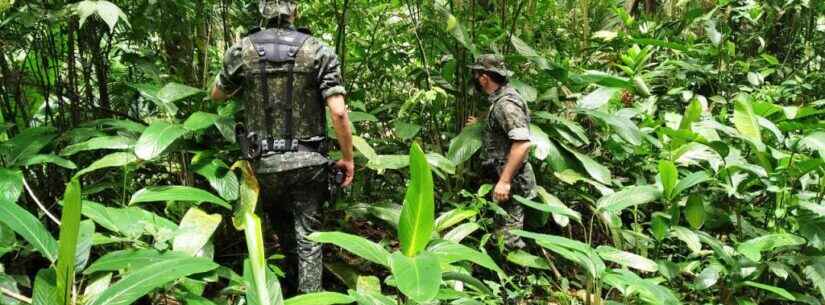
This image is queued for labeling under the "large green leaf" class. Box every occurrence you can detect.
[799,131,825,158]
[596,185,660,214]
[595,246,657,272]
[60,136,135,156]
[737,233,805,262]
[560,144,612,184]
[0,198,58,262]
[507,250,551,270]
[81,201,177,238]
[284,292,354,305]
[684,195,706,230]
[192,157,239,201]
[389,251,441,303]
[514,195,581,223]
[434,208,476,233]
[24,154,78,169]
[447,124,483,165]
[243,257,283,305]
[732,94,765,152]
[0,127,57,166]
[0,168,23,202]
[577,87,620,110]
[129,186,230,209]
[398,143,435,257]
[88,255,218,305]
[581,110,643,146]
[578,71,634,89]
[670,226,701,254]
[308,232,390,267]
[84,249,165,274]
[803,257,825,300]
[183,112,219,131]
[134,121,188,160]
[32,268,57,305]
[74,152,138,178]
[672,171,713,198]
[742,281,796,301]
[56,179,82,305]
[658,160,678,201]
[427,240,503,274]
[172,208,222,256]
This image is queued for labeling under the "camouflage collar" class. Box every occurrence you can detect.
[487,85,516,103]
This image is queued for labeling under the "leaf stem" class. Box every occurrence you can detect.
[22,176,60,225]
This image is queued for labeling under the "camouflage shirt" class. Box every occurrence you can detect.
[217,25,346,173]
[482,84,536,198]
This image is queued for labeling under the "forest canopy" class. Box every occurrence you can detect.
[1,0,825,305]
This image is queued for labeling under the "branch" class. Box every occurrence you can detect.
[22,176,61,225]
[0,287,32,304]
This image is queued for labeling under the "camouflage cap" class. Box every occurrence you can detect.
[468,54,513,78]
[260,0,297,19]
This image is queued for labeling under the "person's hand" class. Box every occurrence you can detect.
[466,116,478,125]
[493,180,511,203]
[336,159,355,187]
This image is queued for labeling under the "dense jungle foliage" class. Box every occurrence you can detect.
[2,0,825,304]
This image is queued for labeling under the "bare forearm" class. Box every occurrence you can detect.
[499,141,531,183]
[327,95,353,161]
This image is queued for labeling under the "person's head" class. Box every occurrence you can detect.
[468,54,512,94]
[260,0,297,27]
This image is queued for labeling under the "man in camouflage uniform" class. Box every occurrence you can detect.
[469,54,536,248]
[210,0,354,294]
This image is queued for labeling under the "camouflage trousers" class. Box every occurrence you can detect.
[259,165,329,294]
[486,161,536,249]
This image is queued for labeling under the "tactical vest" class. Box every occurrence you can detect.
[241,28,326,151]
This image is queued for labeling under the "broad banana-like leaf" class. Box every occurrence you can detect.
[398,143,435,257]
[129,186,230,210]
[308,232,390,267]
[389,251,441,303]
[134,121,187,160]
[0,199,58,262]
[56,179,82,305]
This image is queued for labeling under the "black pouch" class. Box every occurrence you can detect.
[480,159,503,180]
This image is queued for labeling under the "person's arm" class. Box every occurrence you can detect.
[327,94,354,186]
[211,85,238,102]
[493,140,531,202]
[211,44,244,102]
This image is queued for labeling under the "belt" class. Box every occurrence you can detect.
[258,138,325,155]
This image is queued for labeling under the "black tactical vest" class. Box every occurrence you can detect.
[241,28,326,149]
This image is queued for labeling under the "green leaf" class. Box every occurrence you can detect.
[349,111,378,123]
[442,223,480,243]
[684,195,705,230]
[56,179,82,305]
[441,272,493,296]
[32,268,57,305]
[670,226,701,254]
[447,124,483,165]
[183,112,219,131]
[0,127,57,166]
[560,144,612,184]
[579,71,633,89]
[192,157,239,201]
[92,1,129,32]
[60,136,135,156]
[24,154,78,169]
[173,208,222,256]
[243,258,282,305]
[426,153,456,176]
[742,281,796,301]
[799,131,825,158]
[580,110,643,146]
[394,121,421,140]
[672,171,712,198]
[427,240,503,274]
[284,292,354,305]
[308,232,390,267]
[74,152,138,178]
[679,99,703,131]
[513,230,605,276]
[389,251,441,303]
[434,209,476,233]
[398,143,435,257]
[80,201,177,238]
[0,198,58,262]
[507,250,551,270]
[596,185,660,214]
[658,160,678,200]
[84,249,165,274]
[695,265,721,290]
[135,121,188,160]
[0,168,24,202]
[130,186,230,210]
[514,195,581,223]
[578,87,620,110]
[352,136,378,160]
[733,94,765,152]
[595,246,657,272]
[73,221,95,271]
[737,234,805,262]
[158,82,202,104]
[803,257,825,300]
[88,255,219,305]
